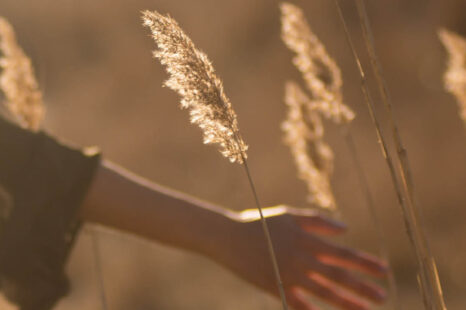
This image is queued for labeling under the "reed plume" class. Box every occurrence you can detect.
[0,17,44,131]
[280,2,351,211]
[281,2,402,307]
[142,10,289,309]
[439,29,466,126]
[352,0,446,308]
[280,3,354,124]
[282,81,336,210]
[142,10,247,163]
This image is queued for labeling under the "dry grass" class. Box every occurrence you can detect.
[279,2,354,212]
[0,2,461,309]
[281,2,406,307]
[280,2,354,125]
[439,29,466,127]
[142,10,247,164]
[352,0,447,308]
[142,10,289,310]
[282,81,336,210]
[0,17,44,131]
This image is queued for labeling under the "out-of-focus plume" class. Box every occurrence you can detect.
[142,10,247,163]
[439,28,466,125]
[282,81,336,210]
[0,17,44,131]
[280,2,354,124]
[280,2,351,210]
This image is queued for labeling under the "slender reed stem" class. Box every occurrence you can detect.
[332,4,401,308]
[342,126,400,309]
[352,1,446,309]
[91,228,109,310]
[331,4,401,302]
[241,155,289,310]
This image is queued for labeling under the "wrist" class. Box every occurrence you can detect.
[193,212,241,260]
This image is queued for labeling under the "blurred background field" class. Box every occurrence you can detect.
[0,0,465,309]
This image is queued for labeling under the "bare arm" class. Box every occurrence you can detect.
[79,160,238,257]
[80,160,387,310]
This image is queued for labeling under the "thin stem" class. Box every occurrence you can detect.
[91,227,109,310]
[241,155,289,310]
[332,4,402,307]
[343,127,400,309]
[353,1,446,309]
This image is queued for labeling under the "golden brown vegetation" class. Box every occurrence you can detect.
[439,29,466,126]
[282,81,336,210]
[280,2,406,307]
[350,1,447,308]
[0,17,43,131]
[279,2,356,212]
[142,10,247,164]
[142,10,289,309]
[280,2,354,124]
[280,2,359,212]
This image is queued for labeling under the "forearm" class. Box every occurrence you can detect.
[80,160,239,257]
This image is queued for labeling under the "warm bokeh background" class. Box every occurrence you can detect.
[0,0,465,309]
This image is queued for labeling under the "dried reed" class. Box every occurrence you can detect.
[280,1,351,213]
[142,10,247,164]
[142,10,289,309]
[0,17,44,131]
[439,29,466,127]
[348,0,447,308]
[330,3,402,308]
[282,81,336,210]
[281,2,401,307]
[280,2,354,125]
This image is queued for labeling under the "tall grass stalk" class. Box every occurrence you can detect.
[341,125,401,310]
[142,10,289,310]
[281,3,400,307]
[240,156,288,310]
[354,1,446,308]
[332,3,401,307]
[336,0,446,308]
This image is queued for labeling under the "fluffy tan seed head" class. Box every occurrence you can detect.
[142,10,248,163]
[439,28,466,124]
[280,2,354,124]
[0,17,44,131]
[282,81,336,210]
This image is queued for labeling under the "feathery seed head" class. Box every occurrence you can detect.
[439,28,466,124]
[282,81,336,210]
[280,3,354,124]
[142,10,248,163]
[0,17,44,131]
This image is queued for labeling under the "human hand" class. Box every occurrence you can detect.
[216,205,387,310]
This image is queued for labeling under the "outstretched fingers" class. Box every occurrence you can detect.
[286,288,320,310]
[298,275,370,310]
[299,254,386,303]
[318,244,388,277]
[299,233,387,277]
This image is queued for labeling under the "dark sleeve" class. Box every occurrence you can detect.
[0,117,101,310]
